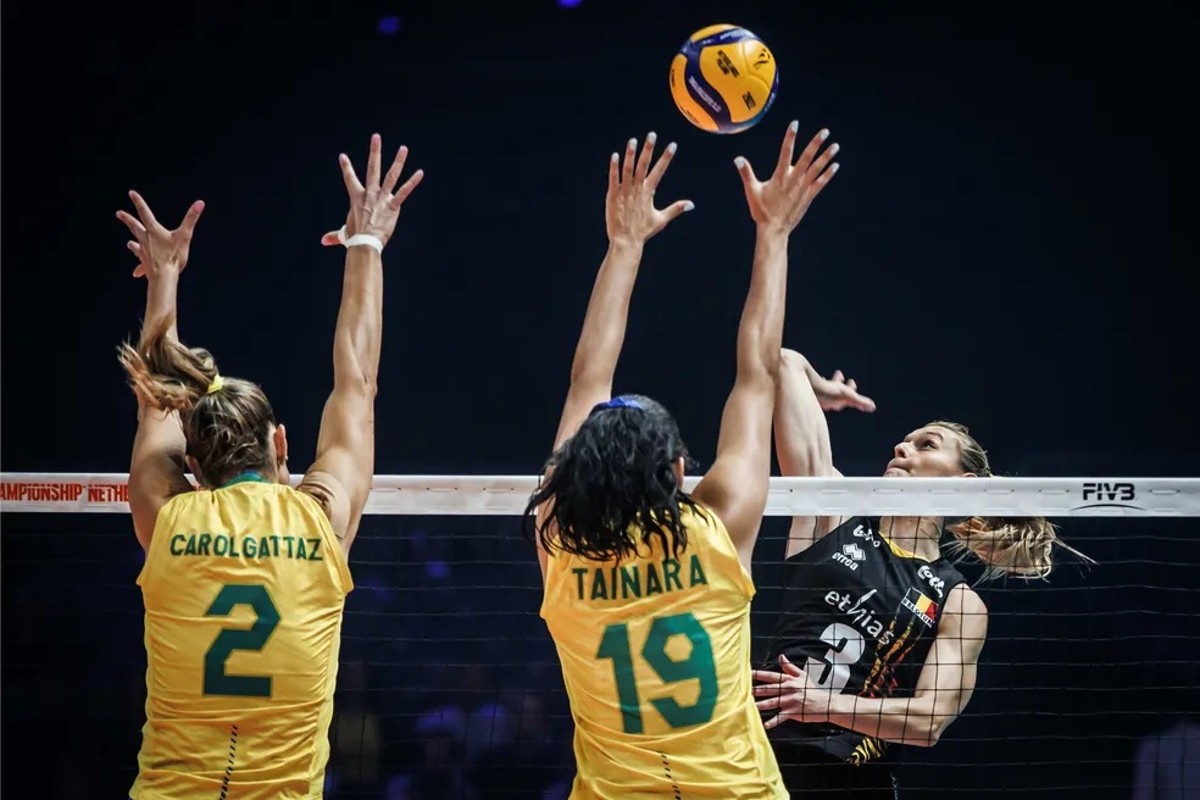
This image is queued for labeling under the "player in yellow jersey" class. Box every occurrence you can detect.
[524,123,841,798]
[113,134,423,800]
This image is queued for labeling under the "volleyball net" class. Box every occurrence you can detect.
[2,473,1198,799]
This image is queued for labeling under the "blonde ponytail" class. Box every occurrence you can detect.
[116,317,277,487]
[929,420,1095,580]
[945,516,1094,580]
[117,315,218,412]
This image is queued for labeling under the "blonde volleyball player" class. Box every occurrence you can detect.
[525,123,840,798]
[116,134,422,799]
[753,350,1090,798]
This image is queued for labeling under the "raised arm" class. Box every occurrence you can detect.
[298,134,423,553]
[775,349,876,557]
[537,133,693,570]
[691,124,840,570]
[550,134,692,450]
[116,192,205,549]
[754,584,988,747]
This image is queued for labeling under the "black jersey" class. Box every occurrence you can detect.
[763,516,966,763]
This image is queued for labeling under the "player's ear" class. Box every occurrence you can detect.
[273,424,290,485]
[674,456,686,487]
[185,455,206,488]
[274,424,289,462]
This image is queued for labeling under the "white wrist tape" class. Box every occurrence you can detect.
[321,226,384,254]
[344,233,384,254]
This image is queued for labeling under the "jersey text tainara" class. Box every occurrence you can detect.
[571,555,709,601]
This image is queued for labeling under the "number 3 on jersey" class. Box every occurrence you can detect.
[203,583,280,697]
[806,622,865,693]
[596,612,718,734]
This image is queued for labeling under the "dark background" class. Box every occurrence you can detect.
[2,0,1197,797]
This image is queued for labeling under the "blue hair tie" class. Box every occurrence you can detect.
[593,396,644,413]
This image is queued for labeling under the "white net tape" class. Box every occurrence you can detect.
[2,473,1198,516]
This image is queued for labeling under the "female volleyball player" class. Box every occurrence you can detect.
[525,123,840,798]
[116,133,422,799]
[752,348,1088,798]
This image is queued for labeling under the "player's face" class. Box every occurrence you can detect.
[883,426,970,478]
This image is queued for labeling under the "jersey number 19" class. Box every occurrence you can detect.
[596,612,719,734]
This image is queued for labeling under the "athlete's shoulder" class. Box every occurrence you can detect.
[923,553,968,592]
[945,582,987,615]
[681,500,745,557]
[293,471,348,533]
[937,584,989,642]
[678,500,734,547]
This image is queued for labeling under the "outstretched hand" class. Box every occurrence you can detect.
[735,122,840,234]
[606,133,694,246]
[337,133,424,248]
[116,191,204,279]
[810,368,876,413]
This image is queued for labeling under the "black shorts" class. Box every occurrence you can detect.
[773,742,898,800]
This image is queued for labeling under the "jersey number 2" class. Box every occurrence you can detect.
[596,612,718,734]
[203,583,280,697]
[806,622,865,693]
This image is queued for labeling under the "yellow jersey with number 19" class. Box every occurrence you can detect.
[540,504,786,799]
[129,473,353,800]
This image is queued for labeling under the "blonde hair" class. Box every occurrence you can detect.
[118,316,277,487]
[930,420,1093,580]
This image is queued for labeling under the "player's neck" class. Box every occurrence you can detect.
[878,515,943,561]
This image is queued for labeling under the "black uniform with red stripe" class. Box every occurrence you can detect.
[763,516,966,768]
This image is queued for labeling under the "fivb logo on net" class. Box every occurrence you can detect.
[1076,481,1142,511]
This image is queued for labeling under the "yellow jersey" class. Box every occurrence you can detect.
[130,473,353,800]
[541,504,786,799]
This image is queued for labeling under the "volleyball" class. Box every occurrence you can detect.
[669,24,779,135]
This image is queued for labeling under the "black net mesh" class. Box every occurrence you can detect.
[2,511,1197,798]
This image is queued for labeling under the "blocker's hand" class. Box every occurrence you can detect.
[735,122,840,234]
[334,133,424,249]
[606,132,694,247]
[116,192,204,279]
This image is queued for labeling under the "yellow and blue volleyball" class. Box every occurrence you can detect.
[669,24,779,135]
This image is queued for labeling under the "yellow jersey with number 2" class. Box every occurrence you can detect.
[129,473,353,800]
[541,503,786,799]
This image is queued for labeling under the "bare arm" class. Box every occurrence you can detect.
[549,238,644,453]
[823,585,987,746]
[300,244,384,551]
[299,135,423,554]
[753,584,987,747]
[775,349,842,557]
[538,134,692,573]
[118,193,204,549]
[691,228,788,568]
[775,350,874,557]
[692,124,840,571]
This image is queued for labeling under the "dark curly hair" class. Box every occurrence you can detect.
[523,395,705,562]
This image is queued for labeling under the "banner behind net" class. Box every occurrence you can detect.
[2,478,1198,799]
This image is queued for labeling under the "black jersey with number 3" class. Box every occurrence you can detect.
[763,516,966,763]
